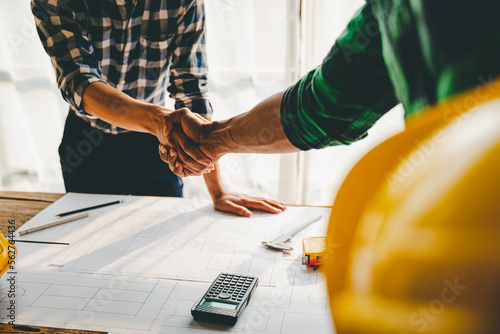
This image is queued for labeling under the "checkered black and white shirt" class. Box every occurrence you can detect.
[32,0,212,133]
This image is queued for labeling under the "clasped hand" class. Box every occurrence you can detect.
[158,108,220,177]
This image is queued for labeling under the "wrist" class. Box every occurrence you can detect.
[146,105,171,138]
[202,163,226,200]
[206,182,225,201]
[210,119,239,157]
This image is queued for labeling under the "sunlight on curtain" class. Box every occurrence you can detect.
[185,0,405,206]
[300,0,405,206]
[0,0,66,191]
[183,0,289,201]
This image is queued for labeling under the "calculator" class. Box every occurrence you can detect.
[191,273,258,326]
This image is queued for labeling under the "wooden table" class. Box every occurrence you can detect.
[0,191,105,333]
[0,191,64,236]
[0,324,105,333]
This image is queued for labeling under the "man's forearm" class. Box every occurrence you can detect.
[84,82,213,174]
[211,92,299,155]
[82,81,165,137]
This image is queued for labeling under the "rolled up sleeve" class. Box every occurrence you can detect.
[32,0,107,117]
[280,4,399,150]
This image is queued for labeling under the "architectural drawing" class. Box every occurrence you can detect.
[1,193,334,333]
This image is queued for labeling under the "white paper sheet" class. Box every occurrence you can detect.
[1,193,335,333]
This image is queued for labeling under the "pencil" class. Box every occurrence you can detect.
[56,200,123,217]
[19,212,89,236]
[14,240,70,245]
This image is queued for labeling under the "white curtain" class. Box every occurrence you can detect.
[0,0,66,191]
[298,0,405,206]
[185,0,405,206]
[183,0,289,200]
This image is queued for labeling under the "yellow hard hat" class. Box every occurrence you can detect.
[324,79,500,334]
[0,232,15,277]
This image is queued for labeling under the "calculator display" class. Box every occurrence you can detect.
[203,301,237,310]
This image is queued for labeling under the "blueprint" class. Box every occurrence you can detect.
[0,193,335,333]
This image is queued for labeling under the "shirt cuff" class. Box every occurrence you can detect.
[280,77,344,150]
[280,70,364,151]
[280,84,310,150]
[175,98,213,119]
[65,73,120,133]
[70,74,108,118]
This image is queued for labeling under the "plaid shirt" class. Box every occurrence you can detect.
[32,0,212,134]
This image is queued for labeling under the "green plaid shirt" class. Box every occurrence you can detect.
[281,1,500,150]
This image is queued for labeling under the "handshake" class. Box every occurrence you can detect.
[153,102,288,217]
[155,92,294,177]
[157,108,227,177]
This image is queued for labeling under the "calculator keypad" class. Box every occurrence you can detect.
[207,273,255,302]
